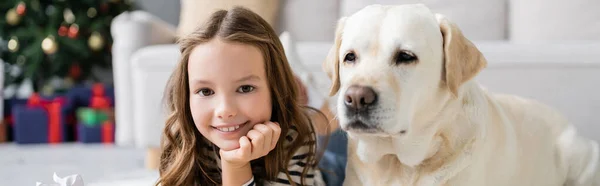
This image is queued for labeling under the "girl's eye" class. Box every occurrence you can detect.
[237,85,255,93]
[198,88,214,96]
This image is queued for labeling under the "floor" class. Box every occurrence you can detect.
[0,143,159,186]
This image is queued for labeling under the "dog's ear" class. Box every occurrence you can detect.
[436,14,487,97]
[323,17,347,96]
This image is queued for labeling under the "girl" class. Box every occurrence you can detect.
[156,6,330,186]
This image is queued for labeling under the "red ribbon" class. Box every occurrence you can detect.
[101,121,114,144]
[27,93,64,144]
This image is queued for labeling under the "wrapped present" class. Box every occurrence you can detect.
[62,83,114,141]
[12,93,68,144]
[77,121,114,143]
[75,105,114,143]
[3,98,30,142]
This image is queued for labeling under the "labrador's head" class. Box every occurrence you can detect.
[324,4,486,137]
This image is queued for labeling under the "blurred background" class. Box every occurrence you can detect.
[1,0,599,185]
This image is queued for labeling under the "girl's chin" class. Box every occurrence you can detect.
[215,140,241,151]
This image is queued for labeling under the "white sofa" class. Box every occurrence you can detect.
[110,0,600,148]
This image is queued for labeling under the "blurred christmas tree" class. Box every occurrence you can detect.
[0,0,135,96]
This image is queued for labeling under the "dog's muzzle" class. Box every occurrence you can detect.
[342,85,381,132]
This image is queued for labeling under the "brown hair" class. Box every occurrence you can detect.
[156,6,328,186]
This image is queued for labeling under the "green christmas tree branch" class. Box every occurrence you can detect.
[2,0,136,94]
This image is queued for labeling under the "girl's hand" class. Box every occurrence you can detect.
[220,122,281,168]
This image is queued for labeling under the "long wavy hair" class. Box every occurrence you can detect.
[156,6,328,186]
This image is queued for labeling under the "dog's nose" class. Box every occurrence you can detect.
[344,85,377,110]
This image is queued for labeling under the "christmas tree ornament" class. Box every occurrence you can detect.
[69,64,81,79]
[9,63,22,77]
[100,3,109,13]
[8,37,19,52]
[6,9,21,25]
[87,7,97,18]
[41,35,58,55]
[16,2,27,15]
[58,25,68,36]
[63,8,75,24]
[17,55,26,65]
[45,5,56,16]
[88,32,105,51]
[68,24,79,38]
[16,2,26,15]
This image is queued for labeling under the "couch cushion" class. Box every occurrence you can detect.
[510,0,600,42]
[339,0,508,40]
[177,0,280,38]
[475,63,600,141]
[278,0,340,42]
[130,45,180,148]
[474,41,600,63]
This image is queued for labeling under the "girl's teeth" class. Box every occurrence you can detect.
[218,125,241,132]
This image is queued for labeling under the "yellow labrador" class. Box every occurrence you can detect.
[324,4,600,186]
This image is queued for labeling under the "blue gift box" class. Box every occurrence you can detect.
[12,105,68,144]
[77,122,114,143]
[3,98,28,142]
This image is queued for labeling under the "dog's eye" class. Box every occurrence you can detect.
[395,51,417,64]
[344,52,357,63]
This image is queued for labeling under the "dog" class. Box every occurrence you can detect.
[323,4,600,186]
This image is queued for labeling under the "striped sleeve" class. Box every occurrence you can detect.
[264,128,324,186]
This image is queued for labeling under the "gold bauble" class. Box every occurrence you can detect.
[8,37,19,52]
[41,36,59,54]
[6,9,21,25]
[88,32,105,51]
[87,7,97,18]
[63,8,75,24]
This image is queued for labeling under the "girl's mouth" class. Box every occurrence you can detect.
[213,121,249,132]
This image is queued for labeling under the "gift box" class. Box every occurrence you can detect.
[3,98,31,142]
[75,107,114,143]
[75,94,114,143]
[12,94,68,144]
[60,83,115,142]
[77,121,114,143]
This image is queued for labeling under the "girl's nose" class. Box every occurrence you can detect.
[216,97,237,119]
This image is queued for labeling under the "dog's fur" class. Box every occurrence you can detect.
[324,4,600,186]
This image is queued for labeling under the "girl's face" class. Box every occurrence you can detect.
[187,39,272,151]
